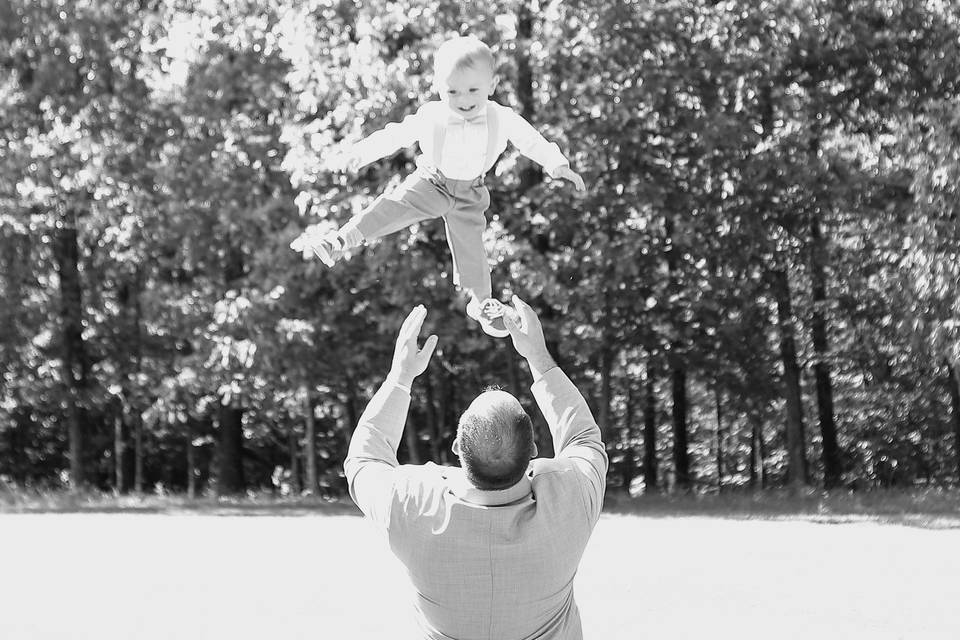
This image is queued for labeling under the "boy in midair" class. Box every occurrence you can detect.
[291,35,584,337]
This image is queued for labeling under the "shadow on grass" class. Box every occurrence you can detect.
[0,490,364,517]
[4,487,959,528]
[602,488,960,529]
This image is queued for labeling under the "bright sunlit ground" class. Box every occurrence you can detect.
[2,511,959,640]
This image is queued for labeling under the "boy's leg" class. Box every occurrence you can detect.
[346,171,452,245]
[295,171,452,265]
[443,187,492,301]
[444,186,509,338]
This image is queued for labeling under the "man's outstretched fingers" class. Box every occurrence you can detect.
[503,309,521,336]
[419,334,439,362]
[401,304,427,340]
[511,295,533,326]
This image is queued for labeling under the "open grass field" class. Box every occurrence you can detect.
[2,496,959,640]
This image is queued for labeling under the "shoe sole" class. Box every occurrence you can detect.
[480,322,509,338]
[312,244,335,267]
[466,298,510,338]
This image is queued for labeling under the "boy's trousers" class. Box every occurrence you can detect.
[351,164,492,300]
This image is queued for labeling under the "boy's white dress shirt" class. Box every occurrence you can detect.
[351,100,570,180]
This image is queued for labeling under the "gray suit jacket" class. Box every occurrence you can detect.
[345,367,608,640]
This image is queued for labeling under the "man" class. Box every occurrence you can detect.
[345,296,608,640]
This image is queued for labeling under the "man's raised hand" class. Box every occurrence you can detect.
[502,295,551,357]
[390,305,439,387]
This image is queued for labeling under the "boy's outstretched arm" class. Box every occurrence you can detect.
[551,165,586,191]
[334,104,429,172]
[502,108,585,191]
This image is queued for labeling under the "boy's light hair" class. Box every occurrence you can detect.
[434,35,495,80]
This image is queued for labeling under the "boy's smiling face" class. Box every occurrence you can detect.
[436,63,497,118]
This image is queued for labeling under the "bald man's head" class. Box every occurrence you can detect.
[454,389,536,490]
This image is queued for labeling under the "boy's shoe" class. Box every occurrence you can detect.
[312,231,344,267]
[466,297,509,338]
[290,229,343,267]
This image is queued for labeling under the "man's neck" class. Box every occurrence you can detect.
[446,467,533,506]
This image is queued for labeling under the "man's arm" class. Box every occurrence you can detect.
[343,380,412,527]
[502,297,608,522]
[343,305,439,528]
[530,368,607,522]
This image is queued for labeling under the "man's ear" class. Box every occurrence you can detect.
[452,437,461,457]
[531,441,538,459]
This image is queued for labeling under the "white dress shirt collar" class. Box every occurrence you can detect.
[444,466,533,506]
[445,103,488,125]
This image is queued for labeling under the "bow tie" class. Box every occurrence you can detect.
[448,109,486,126]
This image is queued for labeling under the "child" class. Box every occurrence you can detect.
[291,35,584,337]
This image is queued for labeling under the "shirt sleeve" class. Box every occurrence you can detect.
[499,106,570,176]
[351,104,429,168]
[343,380,412,528]
[530,367,608,523]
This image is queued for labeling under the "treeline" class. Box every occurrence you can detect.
[0,0,958,496]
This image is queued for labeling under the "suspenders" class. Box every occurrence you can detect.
[482,103,499,175]
[430,109,445,169]
[429,102,500,179]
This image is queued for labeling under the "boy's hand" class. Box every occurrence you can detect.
[552,166,586,191]
[328,149,362,174]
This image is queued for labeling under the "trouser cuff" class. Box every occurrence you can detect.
[339,220,364,249]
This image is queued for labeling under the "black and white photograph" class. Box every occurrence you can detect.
[1,1,959,638]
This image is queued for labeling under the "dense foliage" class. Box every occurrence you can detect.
[1,0,958,495]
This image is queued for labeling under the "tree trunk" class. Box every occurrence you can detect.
[714,386,724,493]
[0,225,25,335]
[751,416,768,490]
[129,268,145,494]
[9,407,32,484]
[403,420,421,465]
[114,412,125,493]
[515,1,535,123]
[599,345,614,443]
[217,400,245,495]
[2,229,31,485]
[288,427,301,495]
[54,206,91,489]
[343,384,359,440]
[134,412,144,493]
[186,417,196,499]
[671,363,691,492]
[439,365,456,465]
[116,267,144,495]
[303,387,317,494]
[425,371,441,463]
[216,231,247,496]
[947,361,960,485]
[663,208,690,492]
[809,216,841,489]
[771,267,808,490]
[622,381,636,493]
[643,363,659,493]
[506,344,521,397]
[514,0,544,197]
